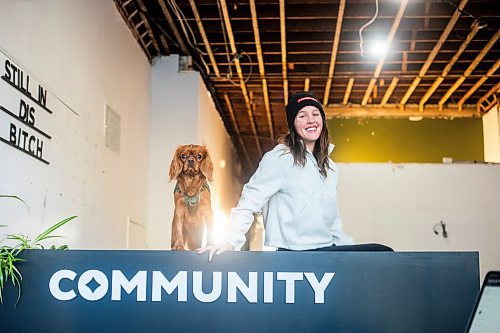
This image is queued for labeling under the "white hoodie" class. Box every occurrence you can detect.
[225,144,355,250]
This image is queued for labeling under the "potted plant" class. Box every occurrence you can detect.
[0,195,76,306]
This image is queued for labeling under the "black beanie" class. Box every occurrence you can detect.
[285,91,325,129]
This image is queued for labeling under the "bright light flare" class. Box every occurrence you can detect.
[369,40,388,57]
[203,199,229,246]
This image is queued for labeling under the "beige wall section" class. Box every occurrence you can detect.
[0,1,151,248]
[338,163,500,279]
[147,56,242,249]
[483,106,500,163]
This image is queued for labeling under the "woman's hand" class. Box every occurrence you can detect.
[197,242,234,261]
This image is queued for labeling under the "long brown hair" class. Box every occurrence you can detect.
[279,119,331,178]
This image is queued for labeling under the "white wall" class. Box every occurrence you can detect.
[338,163,500,277]
[0,0,151,249]
[147,56,242,249]
[483,106,500,163]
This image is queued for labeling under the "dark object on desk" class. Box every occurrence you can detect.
[277,243,393,251]
[464,271,500,333]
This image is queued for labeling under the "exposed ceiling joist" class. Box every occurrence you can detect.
[189,0,220,78]
[219,0,262,157]
[136,0,160,55]
[458,59,500,110]
[400,0,469,106]
[224,94,251,166]
[249,0,274,140]
[159,34,170,54]
[323,0,345,105]
[438,29,500,109]
[114,0,152,58]
[157,0,189,54]
[325,104,478,119]
[477,82,500,113]
[304,78,310,91]
[381,77,399,106]
[419,20,481,111]
[279,0,288,103]
[342,78,354,105]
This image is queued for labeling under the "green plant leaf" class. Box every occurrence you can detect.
[0,201,76,305]
[11,271,22,307]
[0,195,30,215]
[33,216,77,244]
[7,234,30,249]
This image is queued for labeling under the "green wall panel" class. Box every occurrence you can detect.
[329,118,484,163]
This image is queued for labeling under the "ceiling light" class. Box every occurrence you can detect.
[369,40,388,57]
[409,116,423,121]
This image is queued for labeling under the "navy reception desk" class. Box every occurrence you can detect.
[0,250,479,333]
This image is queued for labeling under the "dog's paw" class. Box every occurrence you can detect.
[171,243,185,251]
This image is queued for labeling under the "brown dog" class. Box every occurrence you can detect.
[169,145,214,250]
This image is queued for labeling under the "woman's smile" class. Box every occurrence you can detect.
[294,105,323,151]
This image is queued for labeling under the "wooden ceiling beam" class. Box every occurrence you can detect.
[219,0,262,157]
[424,0,431,30]
[419,20,481,111]
[477,82,500,113]
[134,20,145,30]
[159,34,170,54]
[279,0,288,103]
[304,78,310,91]
[325,104,478,119]
[400,0,469,106]
[458,59,500,110]
[361,0,408,105]
[157,0,190,54]
[136,0,160,55]
[224,94,252,166]
[206,37,496,48]
[342,78,354,105]
[249,0,274,140]
[189,0,220,78]
[438,30,500,109]
[323,0,345,105]
[114,0,151,59]
[380,77,399,106]
[127,9,138,22]
[138,15,160,55]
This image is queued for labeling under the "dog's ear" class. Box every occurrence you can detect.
[200,147,214,181]
[169,147,183,181]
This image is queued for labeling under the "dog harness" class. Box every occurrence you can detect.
[174,182,210,207]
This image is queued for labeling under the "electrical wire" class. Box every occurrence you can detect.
[358,0,379,58]
[165,0,211,75]
[214,0,254,86]
[227,51,253,87]
[167,0,198,51]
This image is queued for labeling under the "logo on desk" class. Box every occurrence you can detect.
[49,269,335,304]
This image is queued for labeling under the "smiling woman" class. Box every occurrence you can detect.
[198,91,392,261]
[293,106,323,152]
